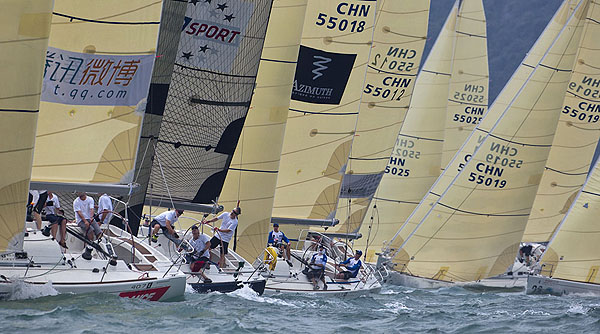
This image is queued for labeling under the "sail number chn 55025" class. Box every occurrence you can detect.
[315,2,373,33]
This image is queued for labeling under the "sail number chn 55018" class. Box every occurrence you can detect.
[315,2,373,33]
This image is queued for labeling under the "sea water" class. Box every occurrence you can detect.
[1,284,600,333]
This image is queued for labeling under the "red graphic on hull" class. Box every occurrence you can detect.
[119,286,170,301]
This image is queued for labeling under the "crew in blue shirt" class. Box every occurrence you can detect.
[335,250,363,280]
[267,223,293,267]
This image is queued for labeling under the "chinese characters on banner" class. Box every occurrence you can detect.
[41,47,154,106]
[178,0,254,73]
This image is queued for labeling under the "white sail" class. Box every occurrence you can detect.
[537,0,600,282]
[218,0,308,262]
[31,1,162,185]
[522,2,600,243]
[331,0,430,237]
[386,0,589,282]
[356,2,456,262]
[0,0,53,254]
[272,0,377,223]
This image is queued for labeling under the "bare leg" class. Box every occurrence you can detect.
[33,212,42,230]
[219,252,225,268]
[286,244,291,261]
[60,221,67,242]
[50,224,58,239]
[152,224,160,237]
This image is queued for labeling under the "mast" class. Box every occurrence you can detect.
[0,0,53,254]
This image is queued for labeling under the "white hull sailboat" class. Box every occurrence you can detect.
[1,221,185,301]
[255,232,381,296]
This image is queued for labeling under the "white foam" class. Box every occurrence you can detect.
[8,280,59,300]
[185,283,196,294]
[228,285,297,307]
[567,304,589,314]
[376,301,412,314]
[521,309,550,316]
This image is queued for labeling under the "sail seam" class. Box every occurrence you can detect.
[0,109,38,113]
[475,129,554,147]
[174,63,257,78]
[52,12,160,25]
[260,58,297,64]
[545,167,589,176]
[455,30,486,38]
[228,167,278,174]
[289,108,358,115]
[368,65,418,76]
[435,202,530,217]
[189,98,251,107]
[420,69,451,76]
[398,134,443,142]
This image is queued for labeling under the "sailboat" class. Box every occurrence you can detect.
[355,0,487,264]
[526,0,600,296]
[0,0,185,301]
[264,0,387,295]
[522,0,600,245]
[377,0,589,289]
[133,0,274,294]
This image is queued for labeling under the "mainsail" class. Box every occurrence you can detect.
[32,1,163,186]
[386,0,588,282]
[331,0,430,238]
[0,0,53,254]
[145,0,272,211]
[522,0,600,243]
[218,0,309,262]
[272,0,378,226]
[356,2,458,262]
[537,0,600,281]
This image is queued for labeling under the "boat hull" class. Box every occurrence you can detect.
[526,275,600,296]
[383,270,525,291]
[189,278,266,295]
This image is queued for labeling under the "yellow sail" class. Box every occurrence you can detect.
[218,0,308,262]
[32,1,162,184]
[272,1,377,223]
[332,0,430,237]
[440,0,489,168]
[522,3,600,243]
[356,2,456,262]
[388,0,588,282]
[0,0,53,254]
[538,1,600,282]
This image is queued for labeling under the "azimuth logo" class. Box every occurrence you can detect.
[312,56,332,80]
[292,46,356,105]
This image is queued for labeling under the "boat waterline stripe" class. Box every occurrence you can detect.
[53,12,160,25]
[190,98,251,107]
[289,108,358,115]
[456,30,486,38]
[228,167,278,174]
[475,128,553,147]
[544,167,588,176]
[175,63,257,78]
[0,109,38,113]
[367,65,417,76]
[420,69,451,76]
[260,58,297,64]
[436,201,530,217]
[447,99,487,107]
[398,133,443,142]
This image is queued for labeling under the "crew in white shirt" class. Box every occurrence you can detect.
[186,226,212,283]
[204,207,240,268]
[150,209,184,245]
[73,192,102,242]
[97,193,113,225]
